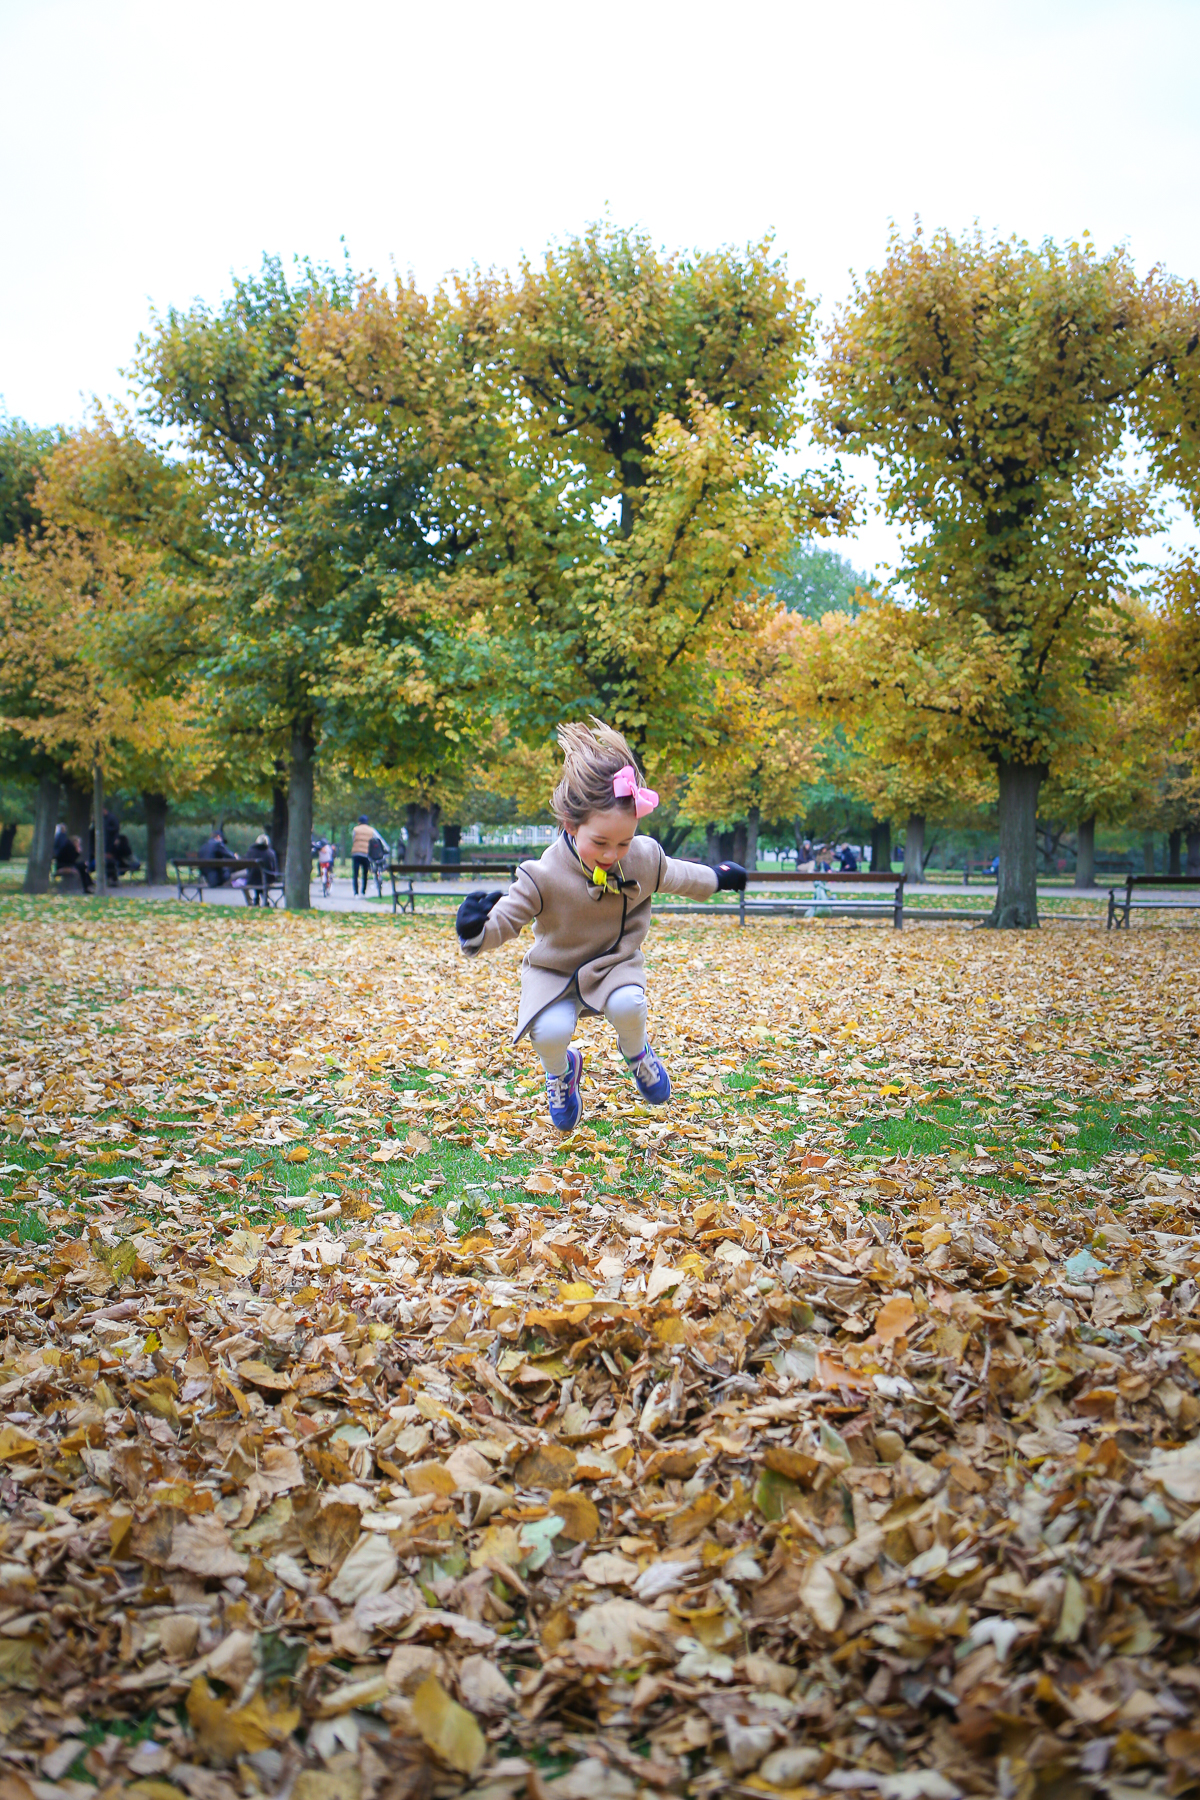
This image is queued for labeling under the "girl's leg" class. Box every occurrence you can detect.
[528,996,581,1077]
[607,984,670,1104]
[604,984,649,1060]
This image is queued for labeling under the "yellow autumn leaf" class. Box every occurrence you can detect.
[0,1426,40,1461]
[409,1674,485,1776]
[185,1677,299,1759]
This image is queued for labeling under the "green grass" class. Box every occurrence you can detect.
[840,1090,1196,1176]
[3,1049,1196,1246]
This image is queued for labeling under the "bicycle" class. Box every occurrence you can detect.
[317,840,337,898]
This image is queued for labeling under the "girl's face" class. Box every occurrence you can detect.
[572,807,636,870]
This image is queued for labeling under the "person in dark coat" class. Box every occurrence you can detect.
[838,843,858,872]
[55,833,93,894]
[244,833,277,905]
[87,810,121,883]
[200,828,233,887]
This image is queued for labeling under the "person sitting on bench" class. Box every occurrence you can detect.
[199,827,234,886]
[55,832,93,894]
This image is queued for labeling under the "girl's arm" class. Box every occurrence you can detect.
[458,867,542,957]
[655,851,719,901]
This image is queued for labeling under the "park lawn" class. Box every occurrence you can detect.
[1,898,1199,1796]
[1,1058,1197,1246]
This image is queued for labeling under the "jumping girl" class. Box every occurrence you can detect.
[455,721,746,1131]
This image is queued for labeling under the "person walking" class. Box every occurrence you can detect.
[350,815,375,896]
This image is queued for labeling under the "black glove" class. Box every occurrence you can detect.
[714,861,747,892]
[456,890,502,940]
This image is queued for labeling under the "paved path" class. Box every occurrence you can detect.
[114,875,489,913]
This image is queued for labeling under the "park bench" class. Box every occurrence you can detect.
[387,860,519,916]
[655,869,907,928]
[1107,874,1200,929]
[173,857,285,907]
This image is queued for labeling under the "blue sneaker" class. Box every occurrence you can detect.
[546,1048,584,1132]
[625,1044,671,1105]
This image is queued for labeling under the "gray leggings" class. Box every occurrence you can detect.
[528,984,648,1077]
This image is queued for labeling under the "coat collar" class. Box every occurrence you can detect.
[561,832,642,901]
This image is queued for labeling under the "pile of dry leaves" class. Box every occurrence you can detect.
[0,908,1198,1800]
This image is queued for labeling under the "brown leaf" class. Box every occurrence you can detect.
[514,1442,577,1488]
[299,1498,362,1568]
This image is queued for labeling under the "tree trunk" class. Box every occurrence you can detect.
[731,820,748,866]
[406,803,441,866]
[745,807,760,872]
[1168,828,1182,877]
[1074,815,1096,889]
[23,773,59,894]
[272,782,289,872]
[1187,827,1200,879]
[284,721,315,910]
[869,820,891,873]
[143,791,169,885]
[92,760,108,897]
[0,823,16,862]
[903,813,925,883]
[705,824,721,866]
[64,781,90,842]
[984,760,1045,928]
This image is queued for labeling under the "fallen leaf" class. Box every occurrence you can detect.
[409,1673,486,1776]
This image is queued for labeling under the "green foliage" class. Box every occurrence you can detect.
[0,409,60,548]
[768,538,867,618]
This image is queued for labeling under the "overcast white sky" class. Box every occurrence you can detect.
[3,0,1198,576]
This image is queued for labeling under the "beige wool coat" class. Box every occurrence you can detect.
[462,832,718,1042]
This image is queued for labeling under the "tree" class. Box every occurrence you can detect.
[304,224,848,836]
[0,490,211,895]
[676,600,822,866]
[491,223,846,760]
[33,421,221,883]
[0,410,65,888]
[1031,597,1164,886]
[135,256,437,907]
[815,226,1171,927]
[1143,558,1200,875]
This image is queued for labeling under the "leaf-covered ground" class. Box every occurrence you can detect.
[1,899,1199,1800]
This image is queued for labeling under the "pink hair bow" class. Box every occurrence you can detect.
[613,765,659,817]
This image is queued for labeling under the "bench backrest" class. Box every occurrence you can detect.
[1121,875,1200,889]
[175,857,283,879]
[743,870,905,886]
[389,862,518,877]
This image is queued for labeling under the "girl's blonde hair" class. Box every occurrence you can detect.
[551,718,644,826]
